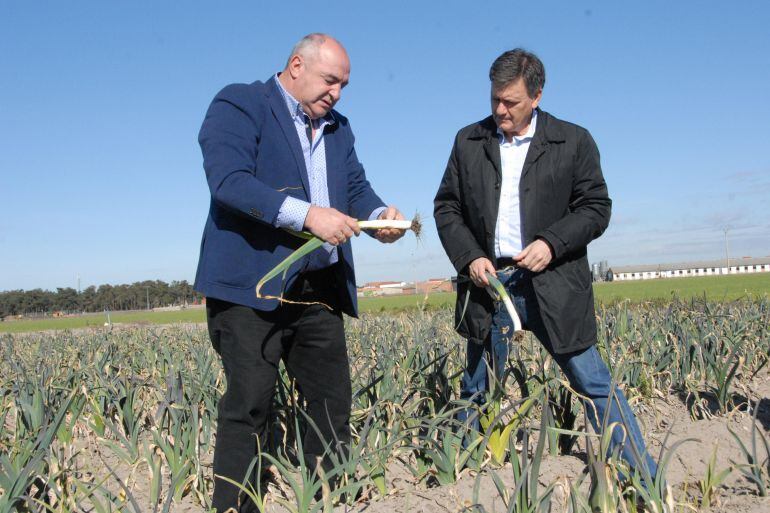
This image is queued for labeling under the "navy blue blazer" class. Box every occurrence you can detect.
[194,77,385,316]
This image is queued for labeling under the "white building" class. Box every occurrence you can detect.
[608,257,770,281]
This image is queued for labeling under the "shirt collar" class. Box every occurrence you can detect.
[497,109,537,144]
[274,73,336,127]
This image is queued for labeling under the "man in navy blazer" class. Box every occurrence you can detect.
[195,33,405,512]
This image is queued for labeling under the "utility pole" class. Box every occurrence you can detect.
[146,286,150,310]
[723,226,730,274]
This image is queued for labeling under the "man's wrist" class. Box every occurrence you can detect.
[369,206,387,221]
[536,237,555,259]
[276,197,311,232]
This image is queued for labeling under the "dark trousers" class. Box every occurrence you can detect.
[206,268,351,513]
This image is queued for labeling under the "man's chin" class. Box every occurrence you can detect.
[310,110,329,120]
[315,102,333,117]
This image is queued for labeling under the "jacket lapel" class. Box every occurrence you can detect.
[482,136,502,247]
[483,137,502,182]
[521,109,567,181]
[521,143,546,178]
[472,120,502,254]
[266,77,311,196]
[521,110,548,181]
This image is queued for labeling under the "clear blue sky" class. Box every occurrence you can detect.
[2,1,769,291]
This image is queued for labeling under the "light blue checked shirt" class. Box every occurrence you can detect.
[273,75,384,269]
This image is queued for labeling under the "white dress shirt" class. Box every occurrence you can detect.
[494,109,537,259]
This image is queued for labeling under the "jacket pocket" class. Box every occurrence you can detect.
[454,276,494,343]
[556,258,592,293]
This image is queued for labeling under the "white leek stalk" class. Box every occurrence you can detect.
[358,217,421,236]
[485,272,522,332]
[358,219,413,230]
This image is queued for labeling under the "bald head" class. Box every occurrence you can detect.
[279,34,350,119]
[286,33,349,68]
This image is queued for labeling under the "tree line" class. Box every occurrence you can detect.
[0,280,204,318]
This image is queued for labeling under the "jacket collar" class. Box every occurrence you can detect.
[468,108,565,144]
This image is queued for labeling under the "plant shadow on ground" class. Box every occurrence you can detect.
[675,389,752,418]
[676,391,770,431]
[752,397,770,431]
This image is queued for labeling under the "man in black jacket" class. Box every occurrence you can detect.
[434,49,657,479]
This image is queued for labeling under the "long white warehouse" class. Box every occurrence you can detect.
[608,257,770,281]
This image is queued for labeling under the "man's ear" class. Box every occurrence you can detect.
[287,54,303,79]
[531,89,543,109]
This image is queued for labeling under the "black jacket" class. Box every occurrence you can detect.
[433,109,611,353]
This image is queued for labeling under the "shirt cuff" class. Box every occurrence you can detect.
[275,196,311,232]
[369,206,387,221]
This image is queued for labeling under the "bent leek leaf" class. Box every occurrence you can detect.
[255,236,324,299]
[485,271,522,332]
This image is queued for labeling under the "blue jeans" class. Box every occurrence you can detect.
[458,268,658,479]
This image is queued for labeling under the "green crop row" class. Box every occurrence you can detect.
[0,297,768,512]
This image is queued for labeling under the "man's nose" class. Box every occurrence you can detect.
[329,85,341,102]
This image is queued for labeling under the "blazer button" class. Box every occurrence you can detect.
[250,208,263,219]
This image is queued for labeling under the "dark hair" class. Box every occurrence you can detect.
[489,49,545,98]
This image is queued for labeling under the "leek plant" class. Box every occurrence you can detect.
[474,404,556,513]
[728,403,770,496]
[698,444,732,508]
[0,393,76,512]
[480,383,544,466]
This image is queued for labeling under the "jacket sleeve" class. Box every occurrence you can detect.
[343,123,386,221]
[433,134,488,273]
[198,84,291,226]
[536,128,612,260]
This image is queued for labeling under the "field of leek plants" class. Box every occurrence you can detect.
[1,297,769,512]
